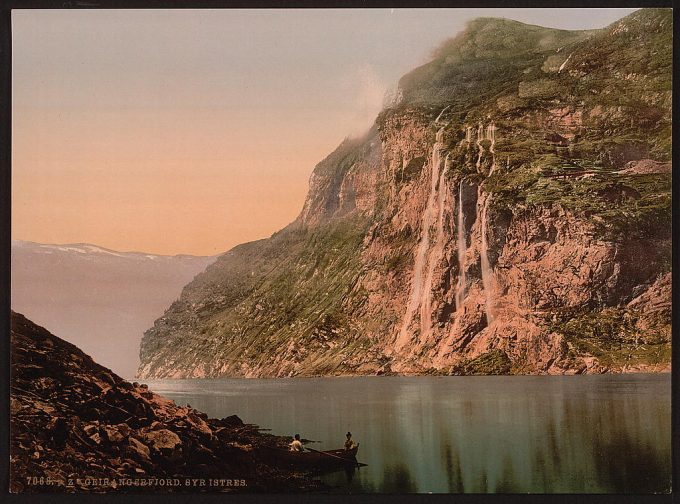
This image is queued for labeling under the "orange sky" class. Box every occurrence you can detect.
[13,105,345,255]
[12,9,635,255]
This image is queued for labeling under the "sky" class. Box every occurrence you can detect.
[12,8,637,256]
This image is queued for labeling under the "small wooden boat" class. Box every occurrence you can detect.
[265,444,359,471]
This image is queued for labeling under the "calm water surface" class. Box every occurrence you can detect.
[142,374,671,493]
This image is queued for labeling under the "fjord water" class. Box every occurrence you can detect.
[143,374,670,493]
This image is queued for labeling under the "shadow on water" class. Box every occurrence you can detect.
[494,456,521,493]
[314,464,362,483]
[593,431,671,493]
[322,463,417,493]
[443,442,464,493]
[343,465,357,484]
[379,463,417,493]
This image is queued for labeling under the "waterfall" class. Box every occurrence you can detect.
[436,184,468,362]
[480,191,496,324]
[435,105,451,124]
[475,123,484,170]
[485,121,496,145]
[486,121,497,175]
[465,126,473,144]
[395,125,446,349]
[454,181,467,311]
[558,53,573,73]
[420,153,450,343]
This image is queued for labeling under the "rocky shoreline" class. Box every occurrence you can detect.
[10,311,322,493]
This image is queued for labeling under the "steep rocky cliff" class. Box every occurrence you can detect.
[138,9,671,378]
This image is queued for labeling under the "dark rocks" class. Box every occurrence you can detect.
[221,415,243,427]
[10,311,322,493]
[102,425,126,444]
[47,417,69,448]
[100,371,116,387]
[126,437,151,464]
[140,429,181,455]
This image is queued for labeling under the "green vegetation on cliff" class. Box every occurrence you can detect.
[140,216,371,377]
[139,9,672,378]
[548,305,671,370]
[432,9,672,244]
[450,350,513,375]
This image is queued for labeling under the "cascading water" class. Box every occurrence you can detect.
[486,122,496,146]
[454,181,467,311]
[436,184,468,363]
[558,53,572,73]
[395,124,447,349]
[465,126,473,144]
[479,191,496,324]
[475,123,484,170]
[420,153,450,343]
[486,121,497,175]
[434,105,451,124]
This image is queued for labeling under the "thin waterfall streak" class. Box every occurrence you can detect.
[475,124,484,170]
[455,181,467,311]
[436,155,450,240]
[435,105,451,124]
[396,126,445,349]
[487,122,496,154]
[558,53,572,73]
[487,122,497,175]
[420,153,450,342]
[480,192,495,324]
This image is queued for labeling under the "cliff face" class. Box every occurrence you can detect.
[138,9,671,378]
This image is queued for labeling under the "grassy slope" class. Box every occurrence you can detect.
[140,216,371,377]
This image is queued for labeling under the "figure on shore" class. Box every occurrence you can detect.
[289,433,304,452]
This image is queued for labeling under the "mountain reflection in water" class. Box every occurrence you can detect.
[143,374,670,493]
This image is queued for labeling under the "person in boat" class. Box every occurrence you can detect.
[344,431,356,451]
[289,433,304,452]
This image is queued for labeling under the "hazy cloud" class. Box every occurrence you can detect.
[345,63,388,137]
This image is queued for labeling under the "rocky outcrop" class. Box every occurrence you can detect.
[10,312,322,493]
[138,9,671,378]
[617,159,672,175]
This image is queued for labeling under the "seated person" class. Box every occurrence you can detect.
[344,431,357,450]
[289,433,304,452]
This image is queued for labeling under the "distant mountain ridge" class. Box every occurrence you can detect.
[11,240,217,377]
[12,240,207,259]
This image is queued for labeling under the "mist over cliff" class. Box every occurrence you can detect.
[138,10,671,378]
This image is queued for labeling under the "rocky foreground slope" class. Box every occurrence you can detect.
[139,10,671,378]
[10,312,320,493]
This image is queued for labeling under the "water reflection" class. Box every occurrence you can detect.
[144,374,670,493]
